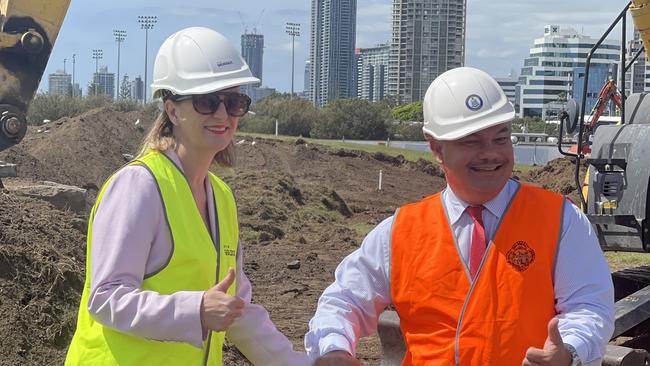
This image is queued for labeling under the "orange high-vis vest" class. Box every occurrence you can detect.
[391,183,564,366]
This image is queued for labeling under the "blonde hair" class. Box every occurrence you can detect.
[138,108,235,168]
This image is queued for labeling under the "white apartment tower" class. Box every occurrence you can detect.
[310,0,357,107]
[357,43,390,102]
[518,25,620,118]
[388,0,466,103]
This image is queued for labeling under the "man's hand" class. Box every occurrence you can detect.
[200,268,245,332]
[314,350,362,366]
[522,317,573,366]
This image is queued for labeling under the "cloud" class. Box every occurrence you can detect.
[355,0,391,47]
[267,41,306,52]
[43,0,636,94]
[473,48,518,59]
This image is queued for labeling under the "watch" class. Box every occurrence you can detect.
[564,343,582,366]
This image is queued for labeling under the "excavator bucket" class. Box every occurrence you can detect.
[0,0,71,152]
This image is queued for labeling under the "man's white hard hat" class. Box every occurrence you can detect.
[422,67,515,140]
[151,27,260,98]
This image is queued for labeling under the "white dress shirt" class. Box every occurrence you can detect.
[304,179,614,366]
[88,150,309,365]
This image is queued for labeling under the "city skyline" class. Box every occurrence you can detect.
[41,0,630,97]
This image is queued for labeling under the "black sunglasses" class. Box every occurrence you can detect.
[171,92,251,117]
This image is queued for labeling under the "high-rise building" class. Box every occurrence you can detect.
[625,30,648,94]
[48,70,72,96]
[309,0,357,107]
[93,65,116,99]
[572,64,618,117]
[241,33,264,96]
[131,76,144,102]
[357,43,390,102]
[303,60,311,98]
[495,76,518,106]
[241,33,265,97]
[517,25,620,118]
[388,0,466,104]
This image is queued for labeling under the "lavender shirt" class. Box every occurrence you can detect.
[88,150,309,365]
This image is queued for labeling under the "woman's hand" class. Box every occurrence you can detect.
[200,268,245,332]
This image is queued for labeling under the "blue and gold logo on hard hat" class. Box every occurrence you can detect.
[465,94,483,111]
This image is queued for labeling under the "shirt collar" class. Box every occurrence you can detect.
[444,178,519,225]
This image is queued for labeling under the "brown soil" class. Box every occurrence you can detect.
[0,191,86,366]
[522,157,588,205]
[0,109,604,365]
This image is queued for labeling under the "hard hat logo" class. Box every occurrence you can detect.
[216,60,233,68]
[465,95,483,111]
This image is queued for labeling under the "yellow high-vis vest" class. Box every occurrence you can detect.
[66,151,238,366]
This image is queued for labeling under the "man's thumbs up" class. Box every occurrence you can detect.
[543,317,565,351]
[522,318,573,366]
[200,268,245,332]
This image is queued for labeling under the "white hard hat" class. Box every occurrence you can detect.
[151,27,260,98]
[422,67,515,140]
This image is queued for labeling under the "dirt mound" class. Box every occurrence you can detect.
[0,191,85,366]
[0,107,154,189]
[522,157,588,204]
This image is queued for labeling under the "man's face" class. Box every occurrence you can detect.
[430,122,514,204]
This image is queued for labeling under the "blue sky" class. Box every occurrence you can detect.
[41,0,630,96]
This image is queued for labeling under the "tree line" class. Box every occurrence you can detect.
[27,92,561,141]
[239,94,427,141]
[26,93,159,126]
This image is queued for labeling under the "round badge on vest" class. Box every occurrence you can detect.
[465,94,483,111]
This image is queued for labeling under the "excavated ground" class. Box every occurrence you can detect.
[0,108,620,365]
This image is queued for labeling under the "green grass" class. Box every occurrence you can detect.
[605,251,650,272]
[513,165,536,175]
[236,131,536,173]
[237,132,431,161]
[349,223,376,238]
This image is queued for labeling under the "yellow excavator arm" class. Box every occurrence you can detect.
[631,0,650,53]
[0,0,71,152]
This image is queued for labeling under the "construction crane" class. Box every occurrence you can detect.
[238,9,265,35]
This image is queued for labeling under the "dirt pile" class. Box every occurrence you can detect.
[0,107,154,190]
[523,157,588,204]
[0,191,85,366]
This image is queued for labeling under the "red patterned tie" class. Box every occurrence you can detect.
[466,205,486,279]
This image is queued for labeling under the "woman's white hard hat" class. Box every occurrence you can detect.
[151,27,260,98]
[422,67,515,140]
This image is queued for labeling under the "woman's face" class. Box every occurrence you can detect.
[165,86,243,156]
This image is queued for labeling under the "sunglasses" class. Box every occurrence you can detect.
[170,92,251,117]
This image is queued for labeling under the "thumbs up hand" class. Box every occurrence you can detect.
[200,268,245,332]
[522,318,573,366]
